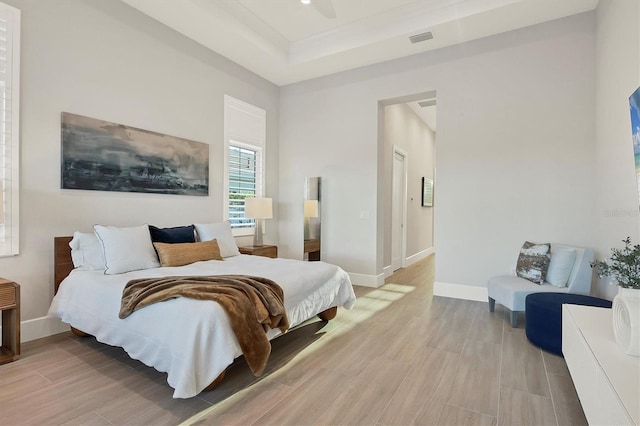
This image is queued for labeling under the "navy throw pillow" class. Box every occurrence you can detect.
[148,225,196,244]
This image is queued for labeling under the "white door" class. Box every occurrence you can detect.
[391,149,407,271]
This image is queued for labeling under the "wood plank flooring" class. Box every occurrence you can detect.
[0,255,587,425]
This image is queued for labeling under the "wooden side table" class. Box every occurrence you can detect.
[0,278,20,364]
[239,245,278,258]
[304,239,321,261]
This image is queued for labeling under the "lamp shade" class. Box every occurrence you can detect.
[304,200,318,218]
[245,197,272,219]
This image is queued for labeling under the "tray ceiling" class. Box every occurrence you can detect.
[121,0,599,86]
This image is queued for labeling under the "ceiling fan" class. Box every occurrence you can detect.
[300,0,337,19]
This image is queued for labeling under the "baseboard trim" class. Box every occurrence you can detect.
[383,265,393,279]
[348,272,385,288]
[0,316,70,343]
[434,281,488,302]
[405,247,434,267]
[384,247,435,279]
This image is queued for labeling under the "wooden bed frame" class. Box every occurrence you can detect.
[54,237,74,294]
[53,236,337,392]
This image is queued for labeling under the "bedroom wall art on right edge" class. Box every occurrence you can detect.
[629,87,640,210]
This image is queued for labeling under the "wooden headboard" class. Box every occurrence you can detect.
[54,236,73,293]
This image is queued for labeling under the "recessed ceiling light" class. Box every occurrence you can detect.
[301,0,311,4]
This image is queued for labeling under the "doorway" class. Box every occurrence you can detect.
[379,90,436,277]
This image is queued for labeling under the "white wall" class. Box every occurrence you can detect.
[0,0,279,340]
[594,0,640,299]
[279,12,597,290]
[383,103,435,268]
[5,0,628,342]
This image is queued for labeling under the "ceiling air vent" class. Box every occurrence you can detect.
[418,99,436,108]
[409,31,433,44]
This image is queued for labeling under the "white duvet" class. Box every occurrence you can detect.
[48,255,356,398]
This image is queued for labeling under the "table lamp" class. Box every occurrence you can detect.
[244,197,272,246]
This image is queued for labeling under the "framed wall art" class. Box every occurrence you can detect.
[629,87,640,209]
[61,112,209,196]
[422,177,433,207]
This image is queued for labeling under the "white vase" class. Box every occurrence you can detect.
[612,287,640,356]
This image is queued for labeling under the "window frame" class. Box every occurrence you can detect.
[0,2,20,257]
[227,140,264,234]
[223,95,266,237]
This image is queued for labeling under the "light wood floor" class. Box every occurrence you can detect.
[0,255,587,425]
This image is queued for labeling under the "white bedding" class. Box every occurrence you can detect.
[48,255,356,398]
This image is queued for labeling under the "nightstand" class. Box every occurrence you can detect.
[304,239,321,261]
[239,245,278,258]
[0,278,20,364]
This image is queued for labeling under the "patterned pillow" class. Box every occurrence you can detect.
[516,241,551,284]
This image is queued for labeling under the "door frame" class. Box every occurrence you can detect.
[391,145,408,270]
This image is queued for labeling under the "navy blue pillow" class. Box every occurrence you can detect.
[148,225,196,244]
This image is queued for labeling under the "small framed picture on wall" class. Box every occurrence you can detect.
[422,177,433,207]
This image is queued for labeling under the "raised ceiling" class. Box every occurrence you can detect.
[121,0,598,86]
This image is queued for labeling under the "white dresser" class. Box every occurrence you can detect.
[562,304,639,425]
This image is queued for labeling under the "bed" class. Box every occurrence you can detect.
[48,231,356,399]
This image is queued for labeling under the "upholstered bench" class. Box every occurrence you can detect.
[525,292,612,355]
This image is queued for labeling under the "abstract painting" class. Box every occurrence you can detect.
[629,88,640,209]
[61,113,209,196]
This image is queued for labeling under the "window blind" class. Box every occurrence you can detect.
[228,143,262,229]
[0,2,19,256]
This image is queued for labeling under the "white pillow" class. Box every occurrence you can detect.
[94,224,160,275]
[69,231,105,270]
[546,248,577,287]
[194,221,240,258]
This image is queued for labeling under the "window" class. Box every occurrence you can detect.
[228,142,263,230]
[224,95,266,236]
[0,2,19,257]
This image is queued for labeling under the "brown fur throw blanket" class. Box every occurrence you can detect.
[119,275,289,376]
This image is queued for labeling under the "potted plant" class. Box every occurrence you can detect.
[591,237,640,356]
[591,237,640,288]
